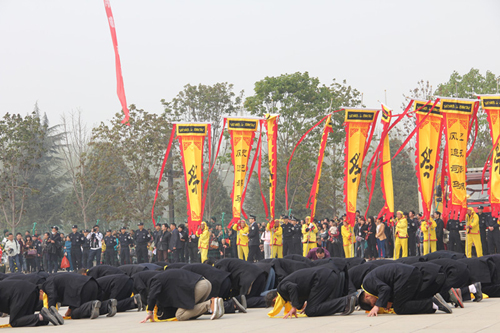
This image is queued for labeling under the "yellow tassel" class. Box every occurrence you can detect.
[152,305,177,322]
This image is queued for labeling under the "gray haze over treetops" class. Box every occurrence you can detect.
[1,0,499,128]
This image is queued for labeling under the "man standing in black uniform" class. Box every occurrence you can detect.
[69,225,85,271]
[487,212,500,254]
[47,226,62,274]
[186,228,198,263]
[281,216,293,256]
[135,223,151,264]
[477,206,490,255]
[82,230,91,269]
[433,212,445,251]
[104,230,118,266]
[247,215,260,262]
[446,218,462,253]
[407,211,419,257]
[118,226,133,265]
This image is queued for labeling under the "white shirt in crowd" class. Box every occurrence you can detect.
[4,239,20,256]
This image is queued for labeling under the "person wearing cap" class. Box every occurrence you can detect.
[486,208,500,254]
[341,216,353,258]
[82,230,91,269]
[196,221,210,263]
[69,225,85,271]
[290,218,302,255]
[421,217,437,255]
[233,219,249,261]
[433,211,445,251]
[302,216,318,256]
[87,225,103,268]
[47,226,62,274]
[104,230,118,266]
[281,216,293,256]
[270,219,283,259]
[477,206,490,255]
[247,215,260,262]
[118,226,133,265]
[135,222,151,264]
[465,207,483,258]
[394,211,408,259]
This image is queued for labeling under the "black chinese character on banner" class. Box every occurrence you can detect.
[450,165,464,173]
[494,146,500,175]
[449,132,458,140]
[420,147,434,179]
[187,165,200,194]
[236,179,244,187]
[452,181,465,190]
[451,149,464,158]
[236,149,248,157]
[237,164,246,172]
[235,194,241,203]
[349,153,361,183]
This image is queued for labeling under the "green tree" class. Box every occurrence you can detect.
[0,112,46,234]
[244,72,362,218]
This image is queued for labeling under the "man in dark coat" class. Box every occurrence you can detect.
[47,226,62,274]
[119,264,148,277]
[247,215,260,262]
[140,270,224,322]
[96,274,141,313]
[266,265,356,317]
[433,212,445,251]
[281,216,293,257]
[85,264,125,279]
[446,219,463,253]
[41,273,116,319]
[478,206,490,255]
[290,218,302,255]
[118,226,133,265]
[487,214,500,254]
[69,225,85,271]
[0,280,63,327]
[168,223,181,263]
[407,211,420,257]
[359,263,452,315]
[132,270,162,310]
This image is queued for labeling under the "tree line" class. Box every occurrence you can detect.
[0,69,497,234]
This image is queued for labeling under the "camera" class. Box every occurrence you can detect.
[93,227,97,232]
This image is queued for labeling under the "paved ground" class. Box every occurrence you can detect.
[1,298,499,332]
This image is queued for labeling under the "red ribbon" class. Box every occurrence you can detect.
[103,0,129,125]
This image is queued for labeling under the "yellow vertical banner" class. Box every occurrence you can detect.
[265,114,279,223]
[480,95,500,218]
[343,109,378,226]
[414,101,443,219]
[176,123,209,234]
[441,98,478,220]
[379,104,394,220]
[307,115,333,221]
[227,118,259,226]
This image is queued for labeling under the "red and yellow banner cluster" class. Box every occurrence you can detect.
[480,95,500,218]
[343,109,378,226]
[414,101,443,219]
[441,98,479,220]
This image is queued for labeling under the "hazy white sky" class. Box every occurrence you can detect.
[1,0,499,128]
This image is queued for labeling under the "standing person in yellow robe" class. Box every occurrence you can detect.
[233,219,249,260]
[195,221,210,263]
[342,218,353,258]
[421,217,437,255]
[302,216,318,256]
[466,207,483,258]
[394,211,408,259]
[271,222,283,258]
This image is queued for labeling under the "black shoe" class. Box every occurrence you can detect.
[232,297,247,313]
[433,294,452,314]
[473,282,482,302]
[49,306,64,325]
[40,307,59,325]
[134,294,143,312]
[341,295,356,315]
[107,299,117,317]
[90,300,101,319]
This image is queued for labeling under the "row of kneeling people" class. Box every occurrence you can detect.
[1,250,500,327]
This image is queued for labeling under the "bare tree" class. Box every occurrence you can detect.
[60,110,97,229]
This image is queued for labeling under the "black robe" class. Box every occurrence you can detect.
[181,264,231,298]
[483,254,500,284]
[97,274,134,300]
[344,257,366,268]
[349,262,389,289]
[458,257,496,285]
[424,250,466,260]
[119,264,148,277]
[42,273,100,308]
[132,270,162,302]
[147,270,202,311]
[214,258,266,296]
[4,271,49,286]
[0,280,41,327]
[429,258,470,289]
[411,262,446,299]
[164,262,188,270]
[283,254,314,265]
[396,256,426,264]
[139,263,162,270]
[87,265,124,279]
[362,263,417,308]
[271,258,312,284]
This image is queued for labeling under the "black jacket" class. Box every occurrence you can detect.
[132,270,162,295]
[0,280,40,326]
[97,274,134,300]
[362,263,417,308]
[214,258,265,296]
[87,265,125,279]
[182,263,231,298]
[271,258,312,284]
[119,264,148,277]
[42,273,100,308]
[147,270,202,310]
[248,222,260,246]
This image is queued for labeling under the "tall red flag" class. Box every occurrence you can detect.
[103,0,130,125]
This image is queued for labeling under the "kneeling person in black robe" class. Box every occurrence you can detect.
[0,280,64,327]
[96,274,142,313]
[266,265,356,318]
[359,263,452,316]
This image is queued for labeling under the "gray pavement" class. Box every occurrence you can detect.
[1,297,499,332]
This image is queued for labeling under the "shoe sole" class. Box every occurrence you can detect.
[341,296,356,315]
[449,289,464,308]
[217,298,224,319]
[41,307,59,325]
[434,294,452,314]
[107,299,118,317]
[90,301,101,319]
[474,283,483,302]
[232,297,247,313]
[240,295,247,309]
[49,306,64,325]
[135,295,142,312]
[210,299,218,320]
